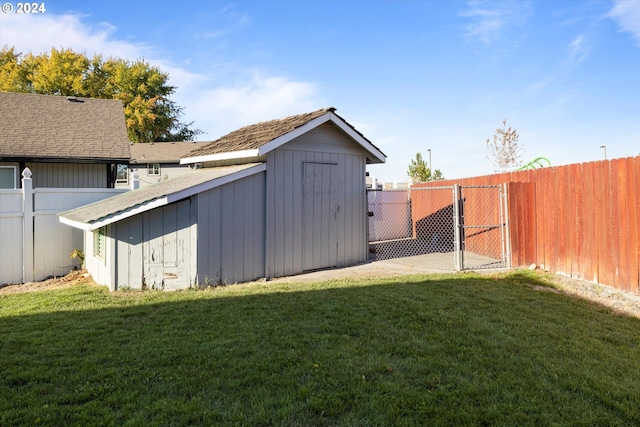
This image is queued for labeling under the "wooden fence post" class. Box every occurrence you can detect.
[22,167,34,283]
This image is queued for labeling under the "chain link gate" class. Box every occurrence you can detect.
[367,184,509,271]
[458,185,509,270]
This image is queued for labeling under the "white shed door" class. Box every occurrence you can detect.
[302,162,341,271]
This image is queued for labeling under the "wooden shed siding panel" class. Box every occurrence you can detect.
[273,149,286,276]
[252,173,266,279]
[197,172,265,285]
[266,142,368,278]
[283,149,295,275]
[290,123,370,157]
[163,204,178,267]
[220,183,236,283]
[292,150,304,274]
[115,215,144,289]
[333,153,345,265]
[352,154,366,262]
[197,186,223,285]
[113,200,195,290]
[264,153,275,278]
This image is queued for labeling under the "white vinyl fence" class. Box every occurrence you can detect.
[0,168,127,285]
[367,189,412,242]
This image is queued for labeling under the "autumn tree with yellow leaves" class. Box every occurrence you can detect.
[0,46,201,143]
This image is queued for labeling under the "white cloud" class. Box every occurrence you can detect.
[568,34,589,64]
[183,73,325,139]
[0,12,325,140]
[0,13,147,58]
[460,0,532,45]
[609,0,640,46]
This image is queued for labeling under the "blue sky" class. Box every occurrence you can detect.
[1,0,639,181]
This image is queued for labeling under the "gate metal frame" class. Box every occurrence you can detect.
[367,183,510,271]
[457,184,510,270]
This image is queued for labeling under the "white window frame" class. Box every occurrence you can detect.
[116,164,129,184]
[147,163,160,176]
[0,166,17,189]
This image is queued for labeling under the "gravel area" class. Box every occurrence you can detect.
[540,272,640,319]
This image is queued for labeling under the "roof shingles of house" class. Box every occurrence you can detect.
[0,92,130,161]
[130,141,212,164]
[184,107,349,158]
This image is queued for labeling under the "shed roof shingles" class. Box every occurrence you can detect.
[0,92,130,160]
[184,108,335,158]
[60,163,260,225]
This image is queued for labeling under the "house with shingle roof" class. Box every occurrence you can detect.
[60,107,386,290]
[0,92,130,189]
[116,141,212,188]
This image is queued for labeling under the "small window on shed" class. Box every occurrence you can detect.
[116,164,129,184]
[0,166,17,189]
[94,226,106,259]
[148,163,160,176]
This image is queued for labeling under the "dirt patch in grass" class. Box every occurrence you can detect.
[0,269,96,295]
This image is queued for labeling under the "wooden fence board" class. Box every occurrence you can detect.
[607,160,621,289]
[509,183,523,266]
[581,162,597,282]
[536,168,549,269]
[525,182,537,265]
[517,183,527,266]
[615,159,630,291]
[561,165,572,275]
[632,157,640,293]
[551,167,563,273]
[598,161,614,287]
[569,163,582,278]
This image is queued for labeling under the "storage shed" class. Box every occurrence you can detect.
[59,108,386,290]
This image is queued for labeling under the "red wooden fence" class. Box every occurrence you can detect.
[413,157,640,294]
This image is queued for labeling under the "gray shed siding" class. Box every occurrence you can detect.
[26,162,107,188]
[112,197,197,290]
[265,123,368,278]
[197,172,266,285]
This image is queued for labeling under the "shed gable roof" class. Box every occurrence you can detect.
[0,92,130,162]
[181,107,386,165]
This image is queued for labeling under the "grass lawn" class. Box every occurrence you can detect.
[2,270,640,426]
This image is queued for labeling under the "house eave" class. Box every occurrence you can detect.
[0,156,130,164]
